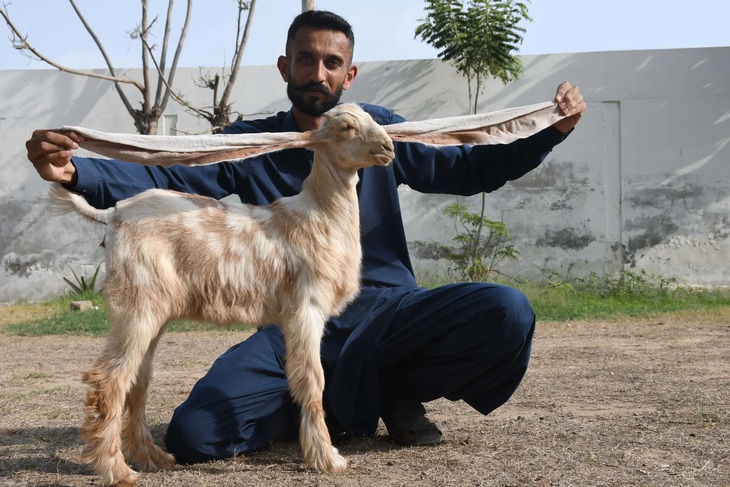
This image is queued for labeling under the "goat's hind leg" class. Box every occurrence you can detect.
[283,312,347,473]
[121,329,176,471]
[81,365,137,486]
[81,312,166,486]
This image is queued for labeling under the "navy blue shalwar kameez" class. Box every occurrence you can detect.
[67,104,568,463]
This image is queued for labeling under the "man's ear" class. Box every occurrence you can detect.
[277,55,290,82]
[342,64,358,91]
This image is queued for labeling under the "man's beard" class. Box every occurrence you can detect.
[287,81,344,117]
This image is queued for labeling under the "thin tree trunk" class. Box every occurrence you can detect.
[141,0,151,115]
[218,0,257,127]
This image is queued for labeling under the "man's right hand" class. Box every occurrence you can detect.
[26,129,83,184]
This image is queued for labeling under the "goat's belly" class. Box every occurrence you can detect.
[179,280,277,326]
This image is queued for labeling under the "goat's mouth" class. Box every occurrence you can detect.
[372,151,395,166]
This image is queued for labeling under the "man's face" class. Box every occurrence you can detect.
[278,27,357,117]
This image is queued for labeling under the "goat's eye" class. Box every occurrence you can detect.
[341,124,353,133]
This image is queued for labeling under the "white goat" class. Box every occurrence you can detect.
[49,104,393,486]
[49,101,564,487]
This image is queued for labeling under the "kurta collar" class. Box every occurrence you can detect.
[282,109,301,132]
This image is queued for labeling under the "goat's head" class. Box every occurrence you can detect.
[309,104,394,170]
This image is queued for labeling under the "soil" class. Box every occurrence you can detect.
[1,315,728,486]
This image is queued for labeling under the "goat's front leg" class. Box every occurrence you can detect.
[282,309,347,473]
[121,330,176,471]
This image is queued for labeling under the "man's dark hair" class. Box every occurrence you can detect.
[286,10,355,56]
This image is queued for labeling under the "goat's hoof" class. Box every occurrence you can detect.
[123,441,176,472]
[139,450,176,471]
[311,447,347,473]
[84,451,139,487]
[107,469,139,487]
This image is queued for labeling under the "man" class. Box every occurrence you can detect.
[26,10,585,463]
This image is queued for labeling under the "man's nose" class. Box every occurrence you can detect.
[311,61,327,83]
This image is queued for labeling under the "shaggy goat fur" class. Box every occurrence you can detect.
[50,104,394,486]
[49,101,565,486]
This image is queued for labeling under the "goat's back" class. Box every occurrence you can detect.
[101,189,361,326]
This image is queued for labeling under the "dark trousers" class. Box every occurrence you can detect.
[164,283,535,463]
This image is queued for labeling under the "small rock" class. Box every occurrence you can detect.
[70,300,94,311]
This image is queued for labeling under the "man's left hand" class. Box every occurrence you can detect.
[552,81,586,134]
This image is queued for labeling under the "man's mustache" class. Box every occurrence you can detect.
[293,82,331,95]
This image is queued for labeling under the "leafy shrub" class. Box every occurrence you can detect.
[63,263,102,296]
[441,198,519,282]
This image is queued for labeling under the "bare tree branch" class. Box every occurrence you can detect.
[0,2,144,92]
[189,0,256,132]
[138,32,214,123]
[141,1,151,113]
[67,0,138,116]
[159,0,193,112]
[0,0,195,134]
[2,1,246,135]
[219,0,256,113]
[154,0,173,105]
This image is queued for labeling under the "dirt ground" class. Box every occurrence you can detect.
[1,314,728,486]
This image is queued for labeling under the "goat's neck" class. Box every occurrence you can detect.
[301,153,360,218]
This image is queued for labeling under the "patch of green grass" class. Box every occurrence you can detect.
[166,321,252,333]
[419,269,730,322]
[526,284,730,321]
[7,312,250,336]
[8,305,109,336]
[3,292,252,336]
[5,269,730,336]
[4,292,106,335]
[523,269,730,321]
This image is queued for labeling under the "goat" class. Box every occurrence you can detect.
[49,101,565,486]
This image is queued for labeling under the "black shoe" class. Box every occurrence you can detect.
[381,399,443,446]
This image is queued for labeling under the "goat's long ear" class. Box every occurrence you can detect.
[61,126,313,167]
[383,101,565,146]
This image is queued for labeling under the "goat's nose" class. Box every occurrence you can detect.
[383,140,394,153]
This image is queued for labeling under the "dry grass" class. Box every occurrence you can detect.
[0,301,63,328]
[0,317,728,486]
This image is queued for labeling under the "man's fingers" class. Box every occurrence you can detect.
[25,130,82,174]
[551,82,586,134]
[28,141,72,167]
[28,129,82,151]
[32,146,74,167]
[554,82,587,115]
[26,129,81,183]
[65,130,84,144]
[558,86,585,117]
[554,81,572,103]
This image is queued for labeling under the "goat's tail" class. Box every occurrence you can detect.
[47,183,114,225]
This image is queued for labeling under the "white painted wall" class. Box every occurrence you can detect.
[1,47,728,303]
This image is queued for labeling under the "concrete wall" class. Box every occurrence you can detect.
[1,47,728,303]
